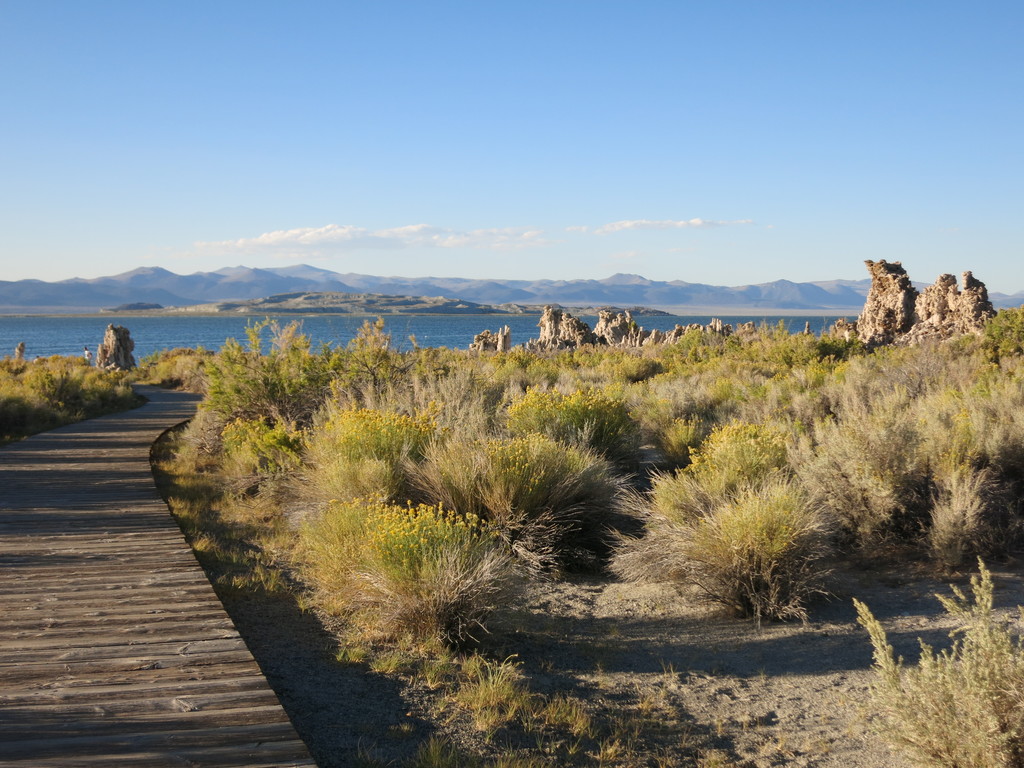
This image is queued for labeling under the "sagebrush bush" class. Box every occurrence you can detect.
[928,467,998,572]
[795,394,929,546]
[855,561,1024,768]
[616,419,829,622]
[682,480,830,621]
[413,434,626,570]
[301,406,437,503]
[655,416,712,468]
[299,499,514,647]
[137,347,210,392]
[506,387,640,465]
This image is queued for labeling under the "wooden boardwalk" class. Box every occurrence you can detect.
[0,387,314,767]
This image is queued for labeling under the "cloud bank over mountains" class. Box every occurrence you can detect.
[197,223,550,255]
[192,217,757,259]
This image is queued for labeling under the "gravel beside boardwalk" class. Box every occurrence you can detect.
[0,386,314,767]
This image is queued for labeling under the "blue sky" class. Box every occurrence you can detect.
[2,1,1022,292]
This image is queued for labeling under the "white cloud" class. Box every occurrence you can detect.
[565,225,590,233]
[594,218,753,235]
[195,223,550,254]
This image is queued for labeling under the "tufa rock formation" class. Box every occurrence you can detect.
[469,325,512,352]
[593,309,647,346]
[14,341,25,361]
[95,324,136,370]
[854,260,995,347]
[529,306,598,349]
[856,260,919,345]
[518,306,746,351]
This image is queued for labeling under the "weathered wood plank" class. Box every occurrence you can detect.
[0,387,314,767]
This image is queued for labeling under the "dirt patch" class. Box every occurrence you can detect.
[218,557,1024,767]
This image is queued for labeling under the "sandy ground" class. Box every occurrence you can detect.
[222,557,1024,767]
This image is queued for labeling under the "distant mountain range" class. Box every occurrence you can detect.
[1,264,1021,314]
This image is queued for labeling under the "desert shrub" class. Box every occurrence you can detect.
[331,317,413,405]
[616,478,829,623]
[505,387,640,465]
[655,416,713,468]
[413,434,625,571]
[203,320,339,428]
[684,480,829,621]
[855,561,1024,768]
[220,418,303,483]
[485,348,563,392]
[616,419,830,621]
[298,499,513,647]
[963,376,1024,482]
[591,350,664,384]
[301,406,438,504]
[377,365,506,441]
[794,395,929,547]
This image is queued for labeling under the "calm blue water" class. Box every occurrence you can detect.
[0,313,851,360]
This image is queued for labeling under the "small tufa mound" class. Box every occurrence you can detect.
[469,325,512,352]
[854,260,995,347]
[95,324,136,370]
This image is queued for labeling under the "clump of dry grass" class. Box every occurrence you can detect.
[616,422,829,622]
[412,434,627,571]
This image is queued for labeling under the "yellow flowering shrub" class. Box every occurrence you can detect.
[506,387,639,464]
[317,407,437,462]
[299,498,512,647]
[365,503,491,582]
[302,406,438,503]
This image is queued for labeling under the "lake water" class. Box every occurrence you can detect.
[0,313,852,360]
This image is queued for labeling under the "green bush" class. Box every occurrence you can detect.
[331,317,414,405]
[505,387,640,465]
[982,306,1024,360]
[299,499,513,647]
[413,434,625,571]
[203,320,339,428]
[855,561,1024,767]
[220,418,303,482]
[137,347,210,392]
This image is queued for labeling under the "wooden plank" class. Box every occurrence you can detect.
[0,387,314,767]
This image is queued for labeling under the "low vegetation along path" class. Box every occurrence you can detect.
[0,386,313,768]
